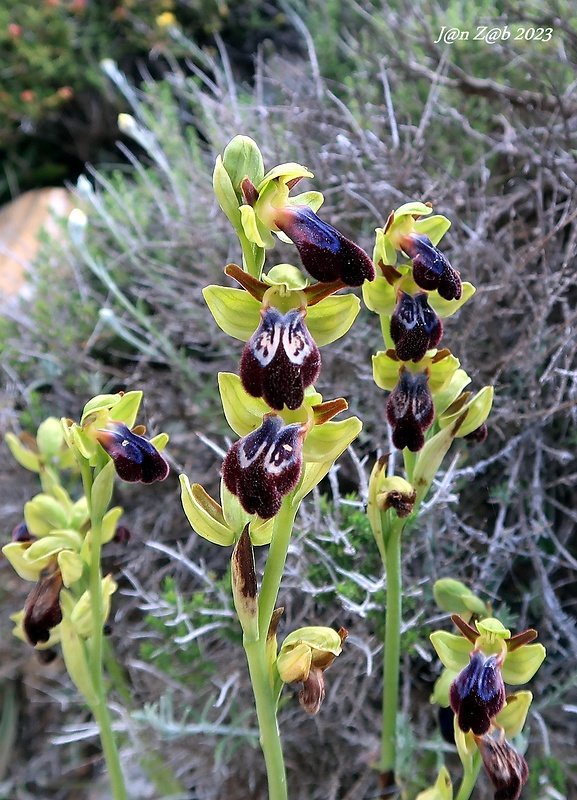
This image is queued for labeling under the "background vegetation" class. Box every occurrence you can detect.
[1,0,576,797]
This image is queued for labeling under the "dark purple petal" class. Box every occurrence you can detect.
[274,205,375,287]
[240,307,321,410]
[386,368,435,452]
[96,423,169,484]
[23,567,63,646]
[222,415,306,519]
[449,651,506,735]
[390,292,443,362]
[476,732,529,800]
[399,233,462,301]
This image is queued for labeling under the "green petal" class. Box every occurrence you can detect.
[306,295,360,346]
[81,393,123,424]
[476,617,511,639]
[303,417,362,463]
[218,373,268,437]
[264,264,308,290]
[430,631,471,671]
[393,202,433,219]
[289,190,324,212]
[501,643,546,685]
[496,691,532,738]
[203,286,261,341]
[180,475,234,546]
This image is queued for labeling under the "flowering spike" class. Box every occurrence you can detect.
[274,206,375,286]
[95,422,169,484]
[222,415,306,519]
[399,233,462,301]
[449,650,506,735]
[240,307,321,410]
[390,292,443,362]
[386,367,435,451]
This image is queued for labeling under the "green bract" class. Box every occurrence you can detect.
[415,766,453,800]
[433,578,487,616]
[438,386,494,438]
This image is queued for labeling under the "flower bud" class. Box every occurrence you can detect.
[240,306,321,410]
[273,206,375,287]
[95,422,169,483]
[475,730,529,800]
[386,367,435,451]
[23,565,63,646]
[222,414,306,519]
[449,650,506,736]
[390,292,443,362]
[399,233,462,301]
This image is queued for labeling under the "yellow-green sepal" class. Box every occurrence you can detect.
[439,386,493,438]
[221,481,274,546]
[180,476,235,546]
[239,204,275,248]
[415,766,453,800]
[24,493,68,536]
[429,282,475,317]
[497,691,533,738]
[101,505,124,544]
[2,542,41,582]
[303,416,362,463]
[57,550,84,587]
[203,286,261,341]
[213,154,243,228]
[362,273,397,316]
[306,294,360,346]
[430,630,471,672]
[60,589,99,708]
[430,667,457,707]
[218,372,268,437]
[257,162,313,189]
[5,432,42,472]
[501,643,546,685]
[433,370,472,416]
[70,575,118,638]
[414,214,451,246]
[91,460,114,523]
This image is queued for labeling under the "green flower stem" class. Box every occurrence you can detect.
[455,751,482,800]
[80,463,128,800]
[243,639,288,800]
[379,513,404,784]
[242,497,299,800]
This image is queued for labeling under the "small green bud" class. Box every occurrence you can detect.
[24,493,69,536]
[36,417,67,459]
[415,766,453,800]
[70,575,118,638]
[433,578,487,617]
[222,135,265,193]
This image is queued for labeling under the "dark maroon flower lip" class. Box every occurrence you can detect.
[390,291,443,362]
[273,205,375,287]
[96,423,169,484]
[222,414,306,519]
[449,650,506,736]
[386,367,435,452]
[399,233,462,301]
[240,306,321,411]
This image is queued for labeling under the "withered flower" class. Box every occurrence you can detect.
[23,563,63,646]
[476,729,529,800]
